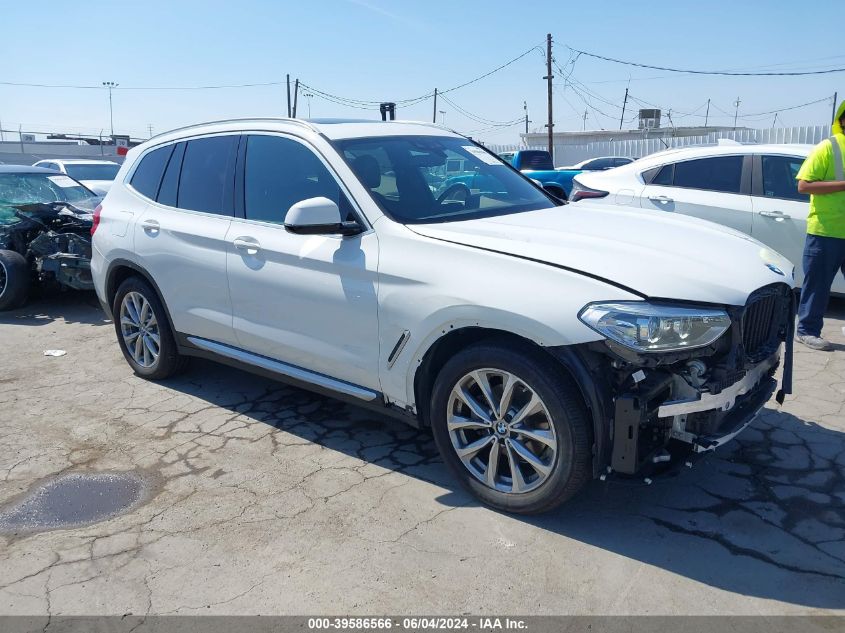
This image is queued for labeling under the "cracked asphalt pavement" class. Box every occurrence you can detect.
[1,292,844,616]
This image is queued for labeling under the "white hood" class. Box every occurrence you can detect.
[80,180,113,196]
[408,204,794,306]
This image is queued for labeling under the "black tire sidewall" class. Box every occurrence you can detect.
[112,277,182,379]
[0,249,30,311]
[430,342,591,514]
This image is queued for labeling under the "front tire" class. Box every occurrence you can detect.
[430,341,592,514]
[0,249,30,311]
[112,276,187,379]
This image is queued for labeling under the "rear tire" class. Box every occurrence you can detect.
[0,249,30,311]
[112,276,187,379]
[430,341,592,514]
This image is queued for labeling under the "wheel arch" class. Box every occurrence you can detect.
[104,258,179,337]
[412,326,608,475]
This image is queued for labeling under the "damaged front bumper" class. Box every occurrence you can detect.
[601,283,794,475]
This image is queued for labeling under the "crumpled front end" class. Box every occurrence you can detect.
[590,283,794,475]
[0,202,95,291]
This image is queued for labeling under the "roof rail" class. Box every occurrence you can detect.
[147,117,318,142]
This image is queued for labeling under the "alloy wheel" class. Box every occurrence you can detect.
[119,291,161,368]
[446,368,558,494]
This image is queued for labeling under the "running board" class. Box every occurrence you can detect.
[186,336,378,402]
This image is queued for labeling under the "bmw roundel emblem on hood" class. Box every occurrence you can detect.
[766,263,785,276]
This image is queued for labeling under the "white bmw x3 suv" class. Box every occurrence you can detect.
[91,118,795,513]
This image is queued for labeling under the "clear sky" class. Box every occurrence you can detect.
[1,0,843,145]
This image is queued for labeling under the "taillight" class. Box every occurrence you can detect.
[570,181,609,203]
[91,204,102,236]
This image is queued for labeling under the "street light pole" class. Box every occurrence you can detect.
[102,81,118,138]
[303,92,314,118]
[439,110,446,125]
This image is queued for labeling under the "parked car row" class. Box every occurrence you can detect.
[84,119,795,514]
[569,143,836,293]
[32,159,120,195]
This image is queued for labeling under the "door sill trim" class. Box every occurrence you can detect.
[185,336,378,402]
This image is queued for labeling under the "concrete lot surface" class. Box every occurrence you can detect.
[1,292,844,616]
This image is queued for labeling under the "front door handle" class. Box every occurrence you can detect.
[141,219,160,233]
[759,210,788,220]
[648,195,674,205]
[233,237,261,255]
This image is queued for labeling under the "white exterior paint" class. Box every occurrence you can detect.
[91,118,794,412]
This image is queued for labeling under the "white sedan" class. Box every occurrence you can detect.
[570,143,840,293]
[32,159,121,196]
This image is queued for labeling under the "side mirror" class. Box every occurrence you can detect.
[284,197,363,236]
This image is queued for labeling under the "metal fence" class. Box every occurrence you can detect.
[487,125,830,167]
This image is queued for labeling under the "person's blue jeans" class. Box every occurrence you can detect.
[797,233,845,337]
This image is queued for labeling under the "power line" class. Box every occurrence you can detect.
[566,46,845,76]
[299,44,544,111]
[0,80,287,90]
[438,94,522,127]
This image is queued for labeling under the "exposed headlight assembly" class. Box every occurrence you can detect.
[579,302,731,353]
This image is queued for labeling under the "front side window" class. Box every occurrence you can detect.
[177,136,238,215]
[130,145,174,200]
[336,136,556,224]
[244,135,351,224]
[672,156,743,194]
[760,155,808,202]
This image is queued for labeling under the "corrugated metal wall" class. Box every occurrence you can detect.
[487,125,830,167]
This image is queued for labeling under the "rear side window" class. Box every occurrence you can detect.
[130,145,174,200]
[760,155,808,202]
[244,135,351,224]
[157,142,186,207]
[673,156,743,194]
[519,151,554,170]
[177,136,238,215]
[583,157,614,170]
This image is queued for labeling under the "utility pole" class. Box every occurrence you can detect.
[733,97,741,130]
[544,33,554,163]
[432,88,438,123]
[582,109,588,131]
[147,124,154,138]
[102,81,118,138]
[833,92,839,122]
[619,88,628,130]
[439,110,447,126]
[704,98,710,127]
[772,113,778,129]
[286,74,292,117]
[292,79,299,118]
[524,100,529,134]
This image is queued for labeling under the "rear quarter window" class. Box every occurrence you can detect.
[130,145,174,200]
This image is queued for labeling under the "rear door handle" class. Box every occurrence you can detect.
[141,219,160,233]
[648,195,674,204]
[233,237,261,255]
[759,210,788,219]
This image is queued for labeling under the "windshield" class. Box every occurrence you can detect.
[335,136,557,224]
[0,173,94,224]
[64,163,120,181]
